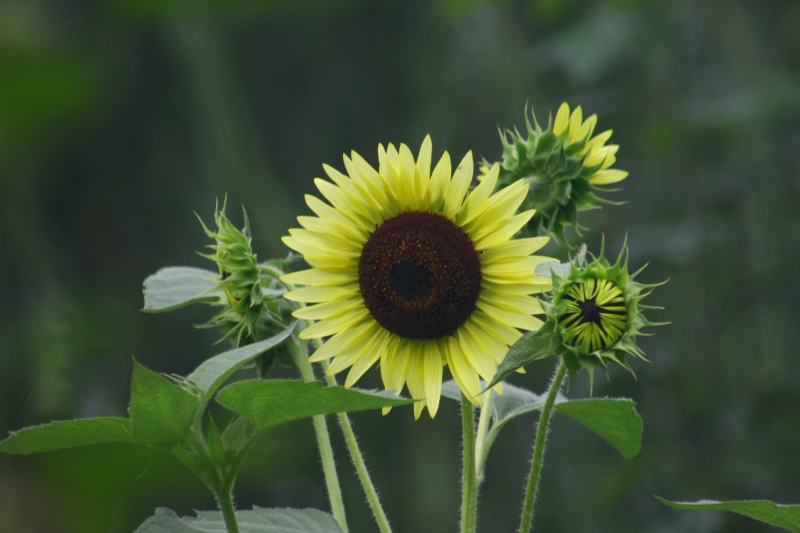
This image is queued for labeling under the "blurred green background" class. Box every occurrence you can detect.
[2,0,799,531]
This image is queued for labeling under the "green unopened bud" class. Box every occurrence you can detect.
[483,103,628,244]
[539,240,665,391]
[197,199,286,348]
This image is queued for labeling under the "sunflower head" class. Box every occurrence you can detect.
[539,239,665,391]
[483,103,628,244]
[282,137,552,418]
[197,200,288,348]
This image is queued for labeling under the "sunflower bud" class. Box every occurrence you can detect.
[483,103,628,244]
[197,199,289,348]
[539,240,665,391]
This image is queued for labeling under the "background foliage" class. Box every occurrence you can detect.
[2,0,799,531]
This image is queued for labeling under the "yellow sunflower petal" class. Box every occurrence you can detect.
[553,102,570,136]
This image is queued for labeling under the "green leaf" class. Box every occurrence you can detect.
[142,267,222,313]
[0,418,136,455]
[186,323,297,409]
[656,497,800,532]
[555,398,642,459]
[221,416,250,452]
[487,382,563,437]
[442,380,642,458]
[485,332,551,390]
[134,506,344,532]
[129,360,198,446]
[206,415,225,463]
[216,380,414,431]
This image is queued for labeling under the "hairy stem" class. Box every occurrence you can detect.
[290,338,349,533]
[518,359,567,533]
[460,395,478,533]
[474,388,494,483]
[215,483,241,533]
[278,270,390,532]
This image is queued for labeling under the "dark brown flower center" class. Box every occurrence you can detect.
[358,211,482,340]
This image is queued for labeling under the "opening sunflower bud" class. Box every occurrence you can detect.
[541,239,666,391]
[483,103,628,244]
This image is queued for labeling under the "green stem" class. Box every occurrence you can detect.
[316,359,392,533]
[518,359,567,533]
[474,388,494,483]
[278,270,390,532]
[460,395,478,533]
[290,338,349,533]
[215,483,241,533]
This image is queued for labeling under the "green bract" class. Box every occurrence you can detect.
[539,240,665,390]
[197,200,292,348]
[484,103,628,244]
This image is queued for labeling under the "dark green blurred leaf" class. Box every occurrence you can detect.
[134,506,343,532]
[215,380,413,431]
[129,360,198,446]
[0,418,136,454]
[656,497,800,532]
[142,267,222,312]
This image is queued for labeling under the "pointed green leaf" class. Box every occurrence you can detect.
[134,506,344,532]
[142,267,222,313]
[555,398,642,458]
[186,323,296,409]
[0,418,136,455]
[485,332,551,390]
[221,416,250,452]
[656,497,800,532]
[129,360,198,446]
[206,416,225,463]
[216,380,414,431]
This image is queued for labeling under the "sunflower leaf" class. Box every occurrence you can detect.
[442,381,641,458]
[215,380,414,431]
[0,418,137,455]
[555,398,642,458]
[129,359,198,446]
[187,323,297,410]
[485,332,552,390]
[142,267,223,312]
[656,497,800,532]
[134,506,344,532]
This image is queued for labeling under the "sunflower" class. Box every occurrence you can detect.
[486,102,628,243]
[281,137,552,418]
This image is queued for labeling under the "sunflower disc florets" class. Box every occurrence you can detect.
[539,240,665,391]
[484,103,628,244]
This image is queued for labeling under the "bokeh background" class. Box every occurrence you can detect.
[2,0,800,531]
